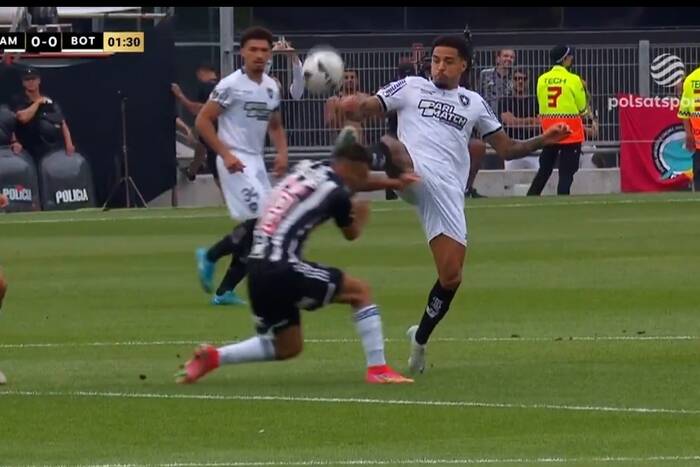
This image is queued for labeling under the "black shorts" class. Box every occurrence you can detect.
[247,260,344,335]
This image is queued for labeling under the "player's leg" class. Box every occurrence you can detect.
[211,218,256,306]
[177,264,298,384]
[369,135,414,177]
[196,157,263,294]
[465,138,487,198]
[527,145,559,196]
[332,271,412,383]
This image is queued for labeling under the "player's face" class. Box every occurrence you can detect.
[242,39,272,74]
[431,46,466,89]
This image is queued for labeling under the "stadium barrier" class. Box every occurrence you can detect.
[0,148,41,212]
[38,150,97,211]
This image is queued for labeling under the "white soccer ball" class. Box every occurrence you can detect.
[302,48,344,95]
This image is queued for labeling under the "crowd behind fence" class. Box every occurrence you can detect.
[175,41,700,166]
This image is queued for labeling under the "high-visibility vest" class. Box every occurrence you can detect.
[677,67,700,150]
[536,65,587,144]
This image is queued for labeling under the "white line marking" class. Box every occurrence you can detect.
[10,455,700,466]
[0,335,695,349]
[1,390,699,416]
[2,197,699,225]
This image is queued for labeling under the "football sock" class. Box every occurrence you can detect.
[415,280,457,345]
[216,256,247,296]
[218,336,275,365]
[353,304,386,367]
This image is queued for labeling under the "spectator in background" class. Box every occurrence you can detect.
[172,63,219,182]
[498,67,540,170]
[325,69,369,142]
[0,104,25,155]
[479,48,516,112]
[12,67,75,162]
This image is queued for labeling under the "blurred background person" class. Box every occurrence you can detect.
[498,67,540,170]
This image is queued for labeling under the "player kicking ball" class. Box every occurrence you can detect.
[340,35,572,374]
[177,128,415,384]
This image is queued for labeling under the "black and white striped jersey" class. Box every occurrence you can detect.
[249,160,353,263]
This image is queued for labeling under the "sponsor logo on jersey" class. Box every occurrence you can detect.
[244,102,272,121]
[419,87,436,95]
[418,99,468,129]
[55,188,89,204]
[381,79,407,97]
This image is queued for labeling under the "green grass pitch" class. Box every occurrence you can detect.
[1,193,700,466]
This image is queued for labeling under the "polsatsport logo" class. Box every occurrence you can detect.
[651,124,694,179]
[650,53,685,88]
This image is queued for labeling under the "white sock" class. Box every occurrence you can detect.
[353,304,386,367]
[218,335,275,365]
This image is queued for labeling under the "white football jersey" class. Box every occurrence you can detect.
[376,76,502,189]
[209,69,281,161]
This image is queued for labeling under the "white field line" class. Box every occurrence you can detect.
[0,335,696,349]
[2,197,699,224]
[2,390,699,416]
[9,454,700,466]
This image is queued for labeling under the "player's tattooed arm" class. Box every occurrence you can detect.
[485,123,572,160]
[195,101,246,173]
[339,95,385,121]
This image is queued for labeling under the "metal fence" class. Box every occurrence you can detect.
[176,41,700,165]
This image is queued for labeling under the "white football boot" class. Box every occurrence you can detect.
[406,324,427,374]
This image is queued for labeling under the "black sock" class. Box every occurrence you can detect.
[206,234,235,262]
[415,280,457,345]
[216,256,248,296]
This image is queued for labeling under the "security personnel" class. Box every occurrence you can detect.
[528,45,587,196]
[677,65,700,190]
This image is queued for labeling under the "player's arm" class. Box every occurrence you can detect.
[195,100,245,173]
[267,110,288,177]
[356,172,419,192]
[340,94,385,121]
[486,127,571,160]
[339,199,370,241]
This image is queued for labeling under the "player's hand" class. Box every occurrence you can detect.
[65,142,75,156]
[397,172,420,190]
[223,153,245,173]
[542,123,572,145]
[10,141,22,154]
[171,83,184,99]
[273,155,288,177]
[340,95,363,120]
[0,194,8,209]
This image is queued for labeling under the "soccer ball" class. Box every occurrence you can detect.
[302,48,344,95]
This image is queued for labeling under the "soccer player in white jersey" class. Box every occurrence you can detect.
[195,27,289,306]
[340,35,571,374]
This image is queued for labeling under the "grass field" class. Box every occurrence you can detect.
[2,193,700,466]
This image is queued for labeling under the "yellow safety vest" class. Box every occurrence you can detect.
[677,67,700,150]
[537,65,587,144]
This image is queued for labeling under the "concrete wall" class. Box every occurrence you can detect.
[149,168,621,208]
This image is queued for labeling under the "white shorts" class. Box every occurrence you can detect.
[400,172,467,246]
[505,156,540,171]
[216,155,272,220]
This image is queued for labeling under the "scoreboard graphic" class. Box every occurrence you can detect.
[0,32,144,54]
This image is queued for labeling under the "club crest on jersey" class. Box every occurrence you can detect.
[244,101,272,121]
[381,79,407,97]
[417,99,468,129]
[266,87,274,99]
[459,94,470,106]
